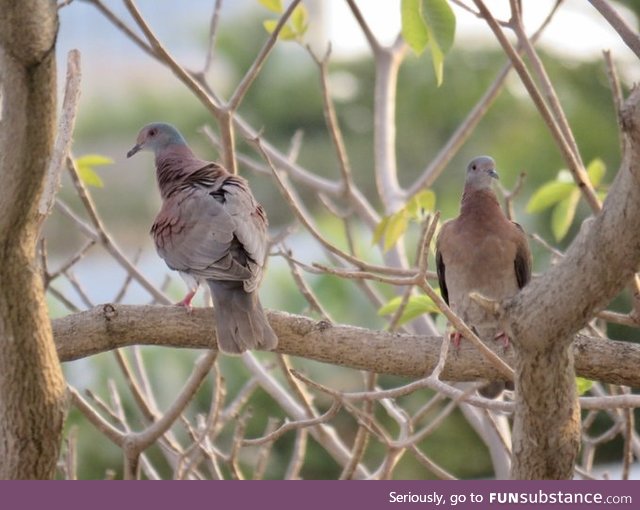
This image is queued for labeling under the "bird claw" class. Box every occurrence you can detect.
[450,331,462,350]
[494,331,510,350]
[175,289,197,314]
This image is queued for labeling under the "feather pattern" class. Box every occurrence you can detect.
[128,123,278,354]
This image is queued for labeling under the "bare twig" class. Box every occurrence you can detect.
[309,44,355,198]
[228,0,302,112]
[345,0,381,53]
[38,50,82,223]
[243,400,342,446]
[603,50,625,155]
[408,0,561,196]
[201,0,224,76]
[588,0,640,60]
[54,198,171,304]
[509,0,585,173]
[473,0,601,212]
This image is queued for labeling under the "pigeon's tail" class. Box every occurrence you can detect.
[207,280,278,355]
[478,380,512,399]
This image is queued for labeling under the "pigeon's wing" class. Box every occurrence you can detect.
[152,173,267,288]
[435,222,450,306]
[511,221,532,289]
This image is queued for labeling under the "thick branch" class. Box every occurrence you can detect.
[507,88,640,350]
[52,305,640,388]
[374,42,407,213]
[505,82,640,480]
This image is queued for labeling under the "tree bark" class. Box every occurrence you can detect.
[506,86,640,479]
[51,305,640,389]
[0,0,67,479]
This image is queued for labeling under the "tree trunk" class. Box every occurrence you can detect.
[0,0,67,479]
[507,86,640,479]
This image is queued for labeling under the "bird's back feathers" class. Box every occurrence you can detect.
[131,125,277,354]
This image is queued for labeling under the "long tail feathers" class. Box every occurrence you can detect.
[207,280,278,355]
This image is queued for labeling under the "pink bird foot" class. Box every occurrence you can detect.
[450,331,463,350]
[494,331,510,350]
[176,289,197,313]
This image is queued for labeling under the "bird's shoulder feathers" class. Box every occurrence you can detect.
[151,166,268,290]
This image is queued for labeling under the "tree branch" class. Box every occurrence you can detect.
[588,0,640,60]
[37,49,81,223]
[0,0,67,479]
[473,0,601,212]
[505,80,640,479]
[52,304,640,388]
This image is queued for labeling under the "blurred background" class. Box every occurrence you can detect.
[50,0,640,478]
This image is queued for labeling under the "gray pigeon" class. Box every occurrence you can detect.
[127,122,278,354]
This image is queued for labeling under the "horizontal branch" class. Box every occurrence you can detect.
[52,305,640,387]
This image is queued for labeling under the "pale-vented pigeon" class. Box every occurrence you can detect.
[435,156,532,396]
[127,122,278,354]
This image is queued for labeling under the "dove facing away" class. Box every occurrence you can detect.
[435,156,532,396]
[127,122,278,354]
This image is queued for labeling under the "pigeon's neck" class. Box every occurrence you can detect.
[460,188,502,218]
[155,144,197,198]
[155,144,194,165]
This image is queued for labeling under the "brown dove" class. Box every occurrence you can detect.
[435,156,532,395]
[127,122,278,355]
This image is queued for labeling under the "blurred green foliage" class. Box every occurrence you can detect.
[260,0,309,42]
[526,159,608,241]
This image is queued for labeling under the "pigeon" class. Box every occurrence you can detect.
[435,156,532,395]
[127,122,278,354]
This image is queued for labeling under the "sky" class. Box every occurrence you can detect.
[327,1,638,73]
[56,0,640,100]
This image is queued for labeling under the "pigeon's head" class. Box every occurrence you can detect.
[464,155,499,191]
[127,122,187,158]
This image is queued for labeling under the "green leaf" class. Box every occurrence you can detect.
[575,377,593,396]
[406,189,436,219]
[401,0,455,85]
[372,216,390,245]
[378,294,440,325]
[291,4,308,35]
[423,0,456,54]
[75,154,114,168]
[551,189,580,241]
[526,181,575,213]
[75,154,113,188]
[423,0,456,86]
[384,211,409,251]
[401,0,430,54]
[258,0,283,13]
[415,189,436,211]
[586,158,606,187]
[263,20,298,40]
[429,40,444,86]
[406,196,420,219]
[378,295,403,316]
[77,166,104,188]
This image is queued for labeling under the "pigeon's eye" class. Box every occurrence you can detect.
[471,164,477,171]
[149,128,157,137]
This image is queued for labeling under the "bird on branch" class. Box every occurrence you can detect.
[127,122,278,354]
[435,156,532,396]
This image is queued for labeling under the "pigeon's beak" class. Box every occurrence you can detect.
[127,143,142,158]
[488,168,500,180]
